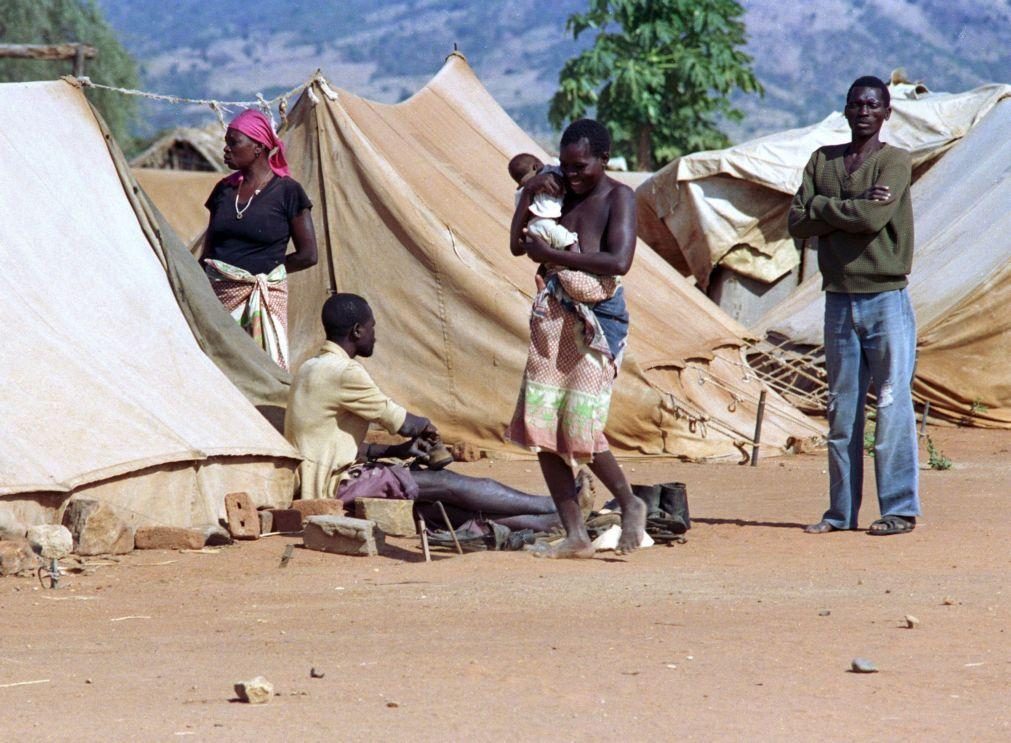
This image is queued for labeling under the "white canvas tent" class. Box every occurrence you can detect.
[635,83,1011,290]
[754,99,1011,428]
[0,80,299,527]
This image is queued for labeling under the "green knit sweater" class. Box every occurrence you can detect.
[788,143,914,293]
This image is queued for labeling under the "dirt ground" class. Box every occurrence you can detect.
[2,426,1008,741]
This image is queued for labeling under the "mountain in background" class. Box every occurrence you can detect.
[96,0,1010,158]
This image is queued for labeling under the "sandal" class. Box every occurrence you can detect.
[868,515,916,536]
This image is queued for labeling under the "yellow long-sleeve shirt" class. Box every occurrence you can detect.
[284,342,407,500]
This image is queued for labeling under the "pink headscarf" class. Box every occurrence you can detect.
[227,109,290,178]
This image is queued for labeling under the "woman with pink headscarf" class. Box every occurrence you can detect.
[202,109,317,371]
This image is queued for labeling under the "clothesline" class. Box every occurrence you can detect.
[74,71,337,130]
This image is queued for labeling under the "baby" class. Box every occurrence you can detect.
[507,153,578,252]
[508,152,617,305]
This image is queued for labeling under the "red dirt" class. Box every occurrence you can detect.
[2,427,1008,741]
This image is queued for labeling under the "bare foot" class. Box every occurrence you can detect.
[616,496,647,555]
[530,536,595,559]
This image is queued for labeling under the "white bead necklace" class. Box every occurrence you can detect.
[234,181,265,220]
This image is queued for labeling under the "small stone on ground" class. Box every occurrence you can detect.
[234,676,273,704]
[850,657,878,673]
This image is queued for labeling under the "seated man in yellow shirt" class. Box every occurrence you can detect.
[285,293,570,534]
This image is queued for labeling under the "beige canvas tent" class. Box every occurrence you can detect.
[279,54,825,461]
[0,80,299,527]
[753,99,1011,429]
[130,124,227,171]
[133,167,222,248]
[635,82,1011,291]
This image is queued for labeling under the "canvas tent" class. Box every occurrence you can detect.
[635,83,1011,293]
[130,124,227,172]
[279,54,825,461]
[133,167,222,248]
[0,79,299,527]
[753,99,1011,429]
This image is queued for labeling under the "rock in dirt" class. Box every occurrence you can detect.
[0,509,27,541]
[354,498,416,537]
[26,524,73,560]
[62,499,134,556]
[202,525,233,547]
[303,516,383,556]
[0,540,39,576]
[234,676,274,704]
[850,657,878,673]
[904,614,920,629]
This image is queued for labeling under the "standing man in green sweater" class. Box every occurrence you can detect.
[788,75,920,536]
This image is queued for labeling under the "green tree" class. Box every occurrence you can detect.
[549,0,762,170]
[0,0,139,146]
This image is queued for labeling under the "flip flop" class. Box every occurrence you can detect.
[868,515,916,536]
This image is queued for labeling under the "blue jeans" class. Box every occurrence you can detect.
[822,289,920,529]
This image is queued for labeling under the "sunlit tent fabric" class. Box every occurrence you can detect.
[754,99,1011,428]
[133,167,222,249]
[280,54,825,460]
[0,80,299,527]
[635,83,1011,288]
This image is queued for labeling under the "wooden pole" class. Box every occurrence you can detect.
[72,44,86,77]
[0,43,98,62]
[750,389,768,466]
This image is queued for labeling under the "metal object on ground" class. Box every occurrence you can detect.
[919,400,931,437]
[278,543,295,568]
[38,558,61,589]
[751,389,768,466]
[418,517,431,563]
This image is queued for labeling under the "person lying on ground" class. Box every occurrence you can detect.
[507,119,646,558]
[285,293,577,534]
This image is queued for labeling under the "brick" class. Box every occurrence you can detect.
[291,499,344,521]
[258,510,274,534]
[135,526,205,550]
[450,441,482,463]
[62,499,134,556]
[224,492,260,540]
[303,516,383,556]
[354,498,416,537]
[268,509,304,533]
[0,540,38,576]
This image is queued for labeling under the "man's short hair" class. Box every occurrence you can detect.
[322,293,372,339]
[560,118,611,158]
[847,75,890,107]
[508,152,542,183]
